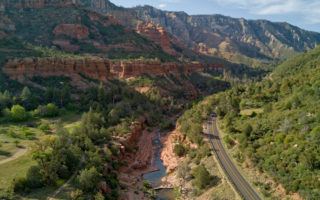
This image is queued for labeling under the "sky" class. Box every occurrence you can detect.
[110,0,320,32]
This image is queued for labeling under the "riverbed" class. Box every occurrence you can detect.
[143,132,175,200]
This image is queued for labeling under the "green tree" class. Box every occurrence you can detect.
[243,124,253,137]
[173,143,186,157]
[94,192,104,200]
[192,165,212,190]
[46,103,59,117]
[10,105,28,122]
[79,110,107,144]
[20,87,31,102]
[77,167,101,192]
[0,90,12,110]
[60,85,71,107]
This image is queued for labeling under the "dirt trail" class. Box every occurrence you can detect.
[0,148,28,165]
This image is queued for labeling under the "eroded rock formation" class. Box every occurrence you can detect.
[3,57,222,88]
[136,22,175,55]
[3,57,111,83]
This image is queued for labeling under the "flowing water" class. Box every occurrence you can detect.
[143,132,175,200]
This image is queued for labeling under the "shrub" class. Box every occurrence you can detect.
[77,167,101,192]
[34,103,59,118]
[10,105,28,122]
[25,166,44,189]
[192,165,212,190]
[243,124,253,137]
[57,165,71,179]
[38,122,51,133]
[12,177,29,194]
[173,143,186,157]
[70,189,84,200]
[223,135,235,148]
[94,192,104,200]
[197,144,211,159]
[0,189,13,200]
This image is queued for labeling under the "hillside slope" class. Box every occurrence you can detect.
[213,46,320,199]
[0,2,175,61]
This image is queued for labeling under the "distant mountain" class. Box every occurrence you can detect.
[0,1,182,62]
[81,0,320,67]
[2,0,319,67]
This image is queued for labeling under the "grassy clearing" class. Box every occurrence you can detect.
[0,112,81,195]
[0,125,43,161]
[0,152,36,191]
[240,108,263,116]
[0,125,43,191]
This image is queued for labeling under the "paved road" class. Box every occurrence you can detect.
[207,116,261,200]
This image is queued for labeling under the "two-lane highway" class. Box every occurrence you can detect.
[207,115,261,200]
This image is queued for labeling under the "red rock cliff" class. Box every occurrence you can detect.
[3,57,222,87]
[136,22,176,55]
[3,57,111,82]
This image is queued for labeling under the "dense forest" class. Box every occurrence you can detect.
[178,46,320,199]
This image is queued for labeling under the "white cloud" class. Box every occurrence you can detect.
[158,3,167,8]
[211,0,320,25]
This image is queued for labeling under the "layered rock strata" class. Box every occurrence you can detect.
[3,57,222,85]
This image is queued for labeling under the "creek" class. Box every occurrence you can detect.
[143,132,175,200]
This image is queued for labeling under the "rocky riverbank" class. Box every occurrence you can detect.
[159,127,237,200]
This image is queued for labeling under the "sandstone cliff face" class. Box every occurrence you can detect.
[136,22,175,55]
[3,57,111,89]
[3,57,222,88]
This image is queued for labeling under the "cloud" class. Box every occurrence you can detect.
[211,0,320,25]
[158,3,167,8]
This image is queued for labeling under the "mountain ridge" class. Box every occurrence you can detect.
[2,0,320,67]
[87,0,320,66]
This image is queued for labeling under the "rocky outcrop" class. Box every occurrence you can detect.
[136,22,175,55]
[161,128,196,173]
[3,57,222,87]
[53,24,89,40]
[123,117,146,148]
[111,59,207,78]
[3,57,111,82]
